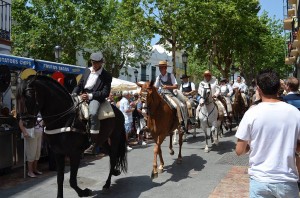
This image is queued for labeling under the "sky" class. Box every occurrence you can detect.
[259,0,284,20]
[151,1,284,45]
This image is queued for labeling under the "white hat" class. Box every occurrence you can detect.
[90,52,104,62]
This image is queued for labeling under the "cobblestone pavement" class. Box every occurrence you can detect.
[209,166,249,198]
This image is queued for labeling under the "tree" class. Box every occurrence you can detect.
[11,0,153,77]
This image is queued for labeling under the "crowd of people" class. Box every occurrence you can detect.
[3,50,300,198]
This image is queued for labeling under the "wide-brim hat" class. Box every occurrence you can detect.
[90,52,104,62]
[20,69,37,80]
[203,70,212,76]
[220,77,227,82]
[156,60,171,67]
[180,74,190,79]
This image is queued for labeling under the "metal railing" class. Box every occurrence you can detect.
[0,0,11,41]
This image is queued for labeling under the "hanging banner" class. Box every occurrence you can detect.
[0,54,35,69]
[35,60,85,75]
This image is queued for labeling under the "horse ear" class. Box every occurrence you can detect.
[150,80,154,87]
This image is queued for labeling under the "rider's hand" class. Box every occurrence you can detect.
[81,93,89,101]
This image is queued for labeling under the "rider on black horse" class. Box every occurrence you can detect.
[72,52,112,154]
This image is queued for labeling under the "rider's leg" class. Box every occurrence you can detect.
[84,100,100,154]
[170,96,186,129]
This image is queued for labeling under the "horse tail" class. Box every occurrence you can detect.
[113,105,128,173]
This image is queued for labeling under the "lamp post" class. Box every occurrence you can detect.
[231,65,236,83]
[134,69,138,83]
[54,45,62,62]
[182,51,188,75]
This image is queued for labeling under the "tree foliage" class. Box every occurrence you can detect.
[12,0,153,77]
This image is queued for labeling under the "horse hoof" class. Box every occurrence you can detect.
[102,183,110,190]
[173,141,178,145]
[79,188,92,197]
[204,149,209,153]
[157,168,163,174]
[151,171,158,179]
[177,158,182,164]
[170,149,175,155]
[214,140,219,145]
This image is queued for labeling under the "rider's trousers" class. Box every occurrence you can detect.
[89,100,100,134]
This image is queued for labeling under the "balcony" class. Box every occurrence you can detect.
[0,0,11,41]
[288,0,297,5]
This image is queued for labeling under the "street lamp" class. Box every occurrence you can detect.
[231,64,236,83]
[54,45,62,62]
[134,69,138,83]
[182,51,188,75]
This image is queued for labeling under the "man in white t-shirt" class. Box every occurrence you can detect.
[119,91,135,151]
[235,69,300,198]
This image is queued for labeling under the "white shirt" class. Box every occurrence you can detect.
[220,84,233,97]
[198,76,220,97]
[84,67,103,100]
[180,81,195,92]
[119,97,133,123]
[233,81,247,92]
[236,102,300,182]
[84,67,103,90]
[154,73,177,88]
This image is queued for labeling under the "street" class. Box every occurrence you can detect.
[0,128,249,198]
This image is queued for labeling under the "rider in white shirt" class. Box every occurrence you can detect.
[233,76,247,93]
[196,70,220,121]
[232,76,248,107]
[179,74,196,119]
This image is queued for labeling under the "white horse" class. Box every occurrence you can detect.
[197,82,223,152]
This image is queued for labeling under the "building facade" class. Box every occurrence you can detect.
[284,0,300,77]
[0,0,11,55]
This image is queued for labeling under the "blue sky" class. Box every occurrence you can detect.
[259,0,283,20]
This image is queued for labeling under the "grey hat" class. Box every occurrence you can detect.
[90,52,104,62]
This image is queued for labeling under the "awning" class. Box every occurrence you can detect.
[0,54,35,69]
[35,60,85,75]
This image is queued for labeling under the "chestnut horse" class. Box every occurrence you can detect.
[137,81,184,179]
[232,89,246,123]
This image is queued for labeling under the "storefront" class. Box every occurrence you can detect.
[0,54,85,171]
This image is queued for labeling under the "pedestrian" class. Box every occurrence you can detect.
[132,93,147,146]
[119,91,135,151]
[235,69,300,198]
[72,52,112,154]
[19,113,44,178]
[282,76,300,182]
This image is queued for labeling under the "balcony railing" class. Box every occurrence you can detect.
[0,0,11,41]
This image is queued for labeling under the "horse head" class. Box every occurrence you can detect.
[16,75,39,128]
[137,81,157,106]
[199,82,213,104]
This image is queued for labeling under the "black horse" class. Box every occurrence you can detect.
[16,75,127,198]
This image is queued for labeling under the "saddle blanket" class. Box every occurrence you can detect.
[75,96,115,120]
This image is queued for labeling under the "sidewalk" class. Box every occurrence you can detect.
[209,166,249,198]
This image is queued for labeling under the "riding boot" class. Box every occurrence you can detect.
[84,134,98,155]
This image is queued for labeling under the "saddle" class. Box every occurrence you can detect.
[74,96,115,121]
